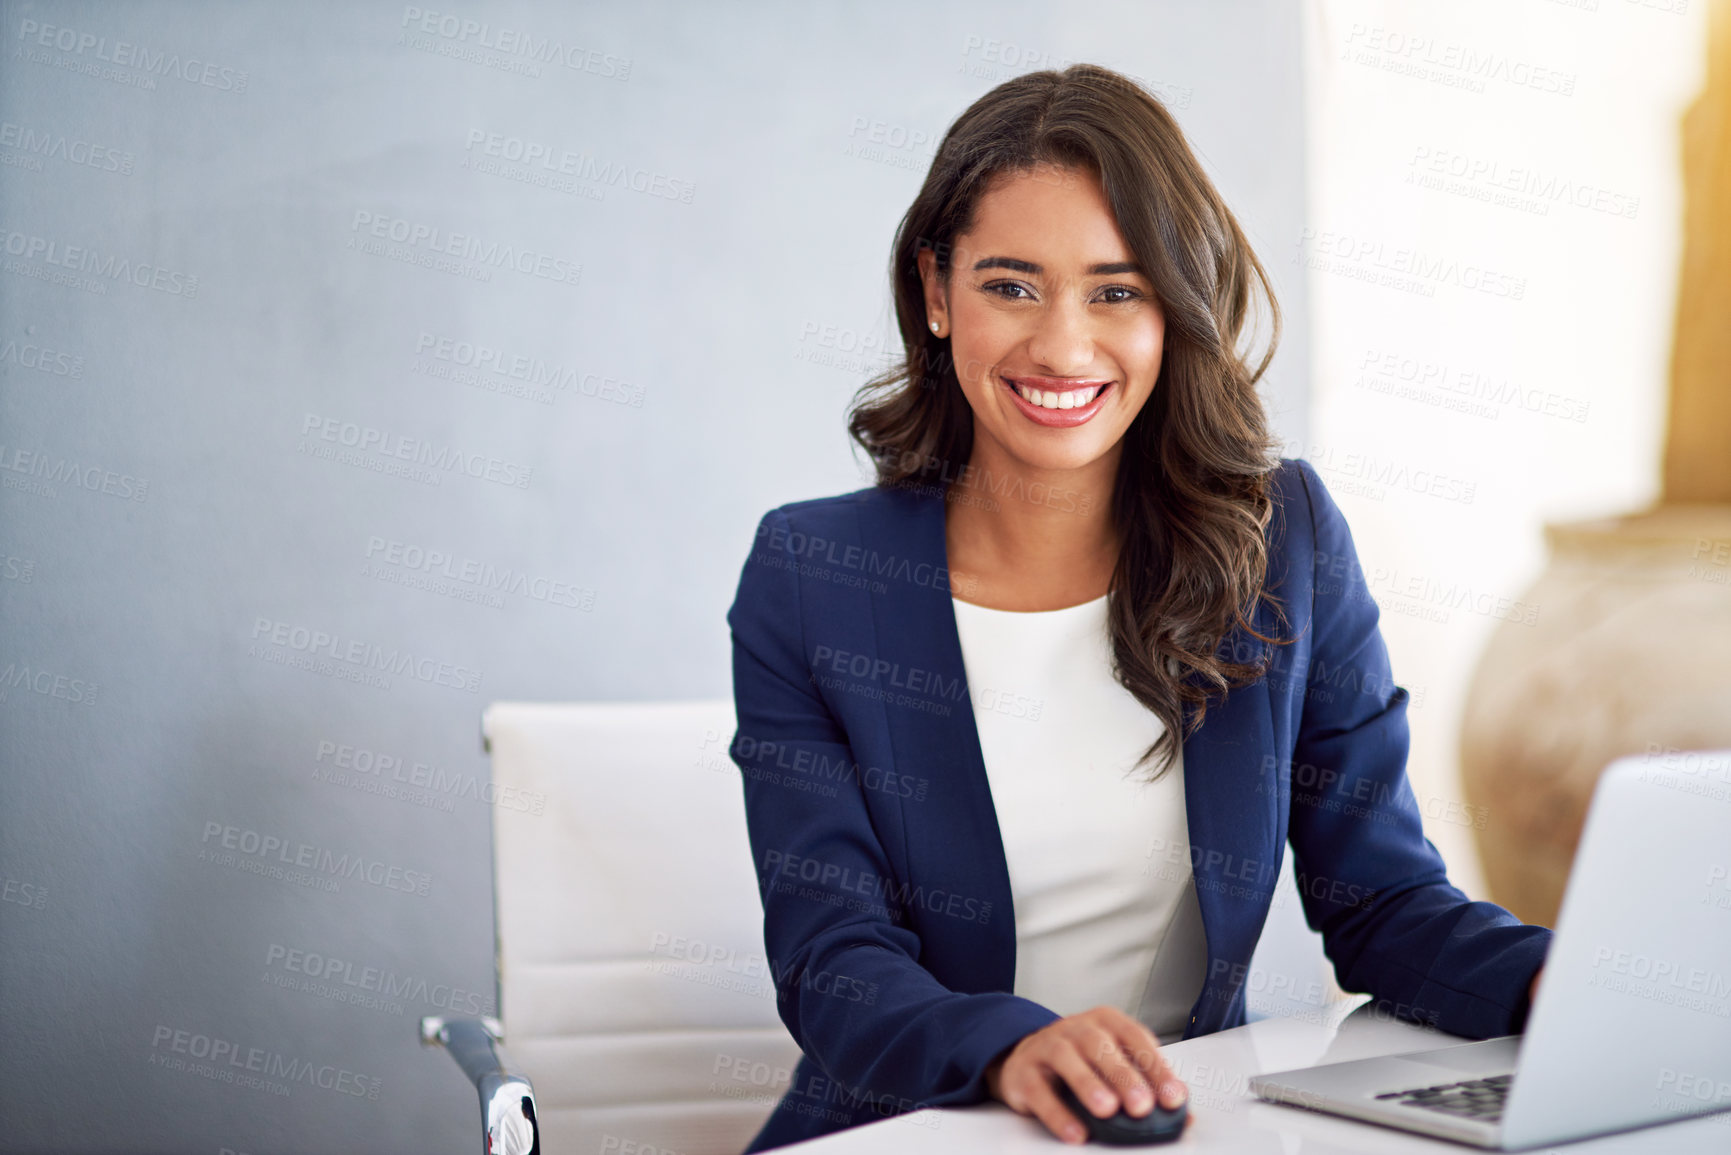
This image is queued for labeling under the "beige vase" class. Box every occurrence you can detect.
[1458,504,1731,928]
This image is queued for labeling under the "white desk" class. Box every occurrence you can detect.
[778,1001,1731,1152]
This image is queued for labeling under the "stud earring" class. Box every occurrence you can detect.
[930,320,942,334]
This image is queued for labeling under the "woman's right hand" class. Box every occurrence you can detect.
[982,1005,1188,1144]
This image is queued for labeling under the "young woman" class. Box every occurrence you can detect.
[725,63,1548,1151]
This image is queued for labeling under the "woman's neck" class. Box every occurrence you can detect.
[944,442,1120,611]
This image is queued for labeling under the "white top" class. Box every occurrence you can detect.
[951,592,1207,1043]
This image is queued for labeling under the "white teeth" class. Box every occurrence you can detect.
[1012,381,1102,410]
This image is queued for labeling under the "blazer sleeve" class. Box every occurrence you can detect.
[1285,459,1551,1039]
[726,507,1061,1114]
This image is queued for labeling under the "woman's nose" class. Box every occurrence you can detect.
[1026,299,1095,375]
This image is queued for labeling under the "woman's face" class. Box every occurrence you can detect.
[918,162,1165,477]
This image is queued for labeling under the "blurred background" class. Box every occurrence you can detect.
[0,1,1714,1152]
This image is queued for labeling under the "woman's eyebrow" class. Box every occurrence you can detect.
[970,256,1144,276]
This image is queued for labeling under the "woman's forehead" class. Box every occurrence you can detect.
[959,165,1134,268]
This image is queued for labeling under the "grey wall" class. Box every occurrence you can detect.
[0,2,1308,1151]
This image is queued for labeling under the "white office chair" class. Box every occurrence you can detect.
[422,700,802,1155]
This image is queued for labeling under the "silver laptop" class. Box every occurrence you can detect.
[1251,749,1731,1149]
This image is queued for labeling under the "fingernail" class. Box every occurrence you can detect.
[1090,1089,1114,1112]
[1064,1123,1086,1143]
[1127,1088,1152,1114]
[1161,1080,1187,1107]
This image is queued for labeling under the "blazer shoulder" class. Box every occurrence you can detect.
[1270,456,1318,518]
[758,483,933,538]
[770,485,877,518]
[1266,456,1321,556]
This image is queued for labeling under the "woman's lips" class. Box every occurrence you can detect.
[1000,375,1114,428]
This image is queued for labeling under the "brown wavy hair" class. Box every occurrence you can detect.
[847,63,1291,779]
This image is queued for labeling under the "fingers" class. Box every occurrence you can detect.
[1068,1006,1185,1115]
[1106,1012,1188,1111]
[1021,1073,1089,1145]
[994,1040,1087,1144]
[1052,1036,1130,1117]
[1074,1021,1157,1117]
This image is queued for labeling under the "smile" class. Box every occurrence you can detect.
[1001,375,1114,427]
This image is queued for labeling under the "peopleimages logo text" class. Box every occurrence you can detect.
[250,617,483,693]
[1,226,198,296]
[15,19,249,91]
[300,414,532,489]
[399,7,631,79]
[349,211,580,287]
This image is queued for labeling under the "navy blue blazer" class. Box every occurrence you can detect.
[725,457,1549,1152]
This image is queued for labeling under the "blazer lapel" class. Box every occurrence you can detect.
[858,484,1018,996]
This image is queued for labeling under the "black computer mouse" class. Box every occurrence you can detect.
[1054,1078,1187,1145]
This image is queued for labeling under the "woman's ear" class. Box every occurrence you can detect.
[916,248,947,334]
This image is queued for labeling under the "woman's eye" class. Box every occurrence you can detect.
[980,281,1140,303]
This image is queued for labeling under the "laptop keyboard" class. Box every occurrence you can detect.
[1374,1074,1512,1123]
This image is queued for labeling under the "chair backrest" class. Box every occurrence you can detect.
[484,700,801,1155]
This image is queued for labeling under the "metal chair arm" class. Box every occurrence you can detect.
[421,1016,539,1155]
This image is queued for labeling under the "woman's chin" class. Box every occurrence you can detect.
[998,442,1113,478]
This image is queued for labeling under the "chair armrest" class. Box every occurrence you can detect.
[420,1016,540,1155]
